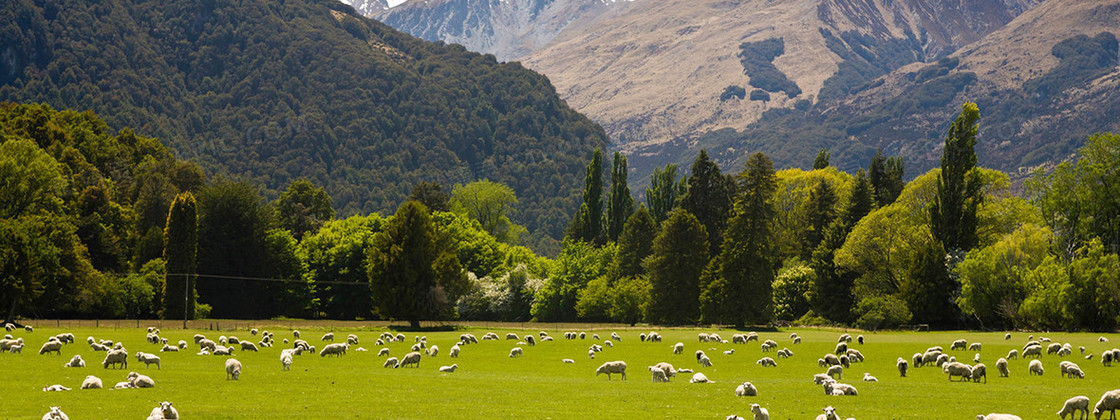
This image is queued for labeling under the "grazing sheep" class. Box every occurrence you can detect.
[225,358,242,380]
[863,372,877,382]
[653,362,676,378]
[750,403,769,420]
[383,357,399,368]
[793,337,802,344]
[673,342,684,355]
[509,347,523,358]
[912,353,923,368]
[971,363,987,383]
[814,373,833,384]
[439,364,458,373]
[846,349,864,363]
[593,334,600,340]
[936,354,950,367]
[824,353,841,366]
[815,406,841,420]
[43,384,71,392]
[944,362,973,381]
[319,343,348,357]
[127,371,155,388]
[103,349,128,369]
[1067,365,1086,379]
[1005,333,1011,340]
[1102,337,1110,343]
[756,357,776,367]
[699,355,713,367]
[588,349,595,359]
[840,355,851,369]
[135,352,161,369]
[611,332,621,342]
[42,406,69,420]
[1104,352,1114,367]
[827,365,843,379]
[604,340,612,348]
[1057,396,1090,419]
[897,357,908,377]
[321,333,334,342]
[240,341,258,352]
[857,335,864,345]
[399,351,422,368]
[596,361,628,380]
[834,342,847,355]
[449,345,460,358]
[280,352,292,371]
[81,375,103,389]
[689,372,711,383]
[996,358,1009,377]
[212,346,234,356]
[1049,343,1064,355]
[838,334,852,343]
[1029,359,1044,375]
[951,339,967,351]
[976,414,1021,420]
[64,355,85,368]
[735,381,758,396]
[1093,390,1120,420]
[525,335,536,346]
[199,339,217,352]
[178,340,188,350]
[147,401,179,420]
[346,334,359,345]
[1024,345,1043,358]
[39,340,63,355]
[649,366,669,382]
[427,345,439,357]
[974,353,981,363]
[1007,349,1018,360]
[969,343,982,351]
[506,333,519,340]
[1042,337,1052,342]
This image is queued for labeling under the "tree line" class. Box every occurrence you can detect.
[2,101,1118,331]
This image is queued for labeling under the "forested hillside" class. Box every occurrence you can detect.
[0,0,607,253]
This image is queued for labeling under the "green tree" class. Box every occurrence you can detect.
[531,240,615,321]
[810,170,872,323]
[610,206,657,279]
[645,163,686,224]
[902,238,958,326]
[409,181,451,213]
[163,192,198,320]
[802,179,837,259]
[1029,133,1120,258]
[605,152,634,242]
[1064,239,1120,331]
[931,102,983,252]
[299,213,384,319]
[772,260,814,321]
[882,156,905,207]
[610,276,651,325]
[195,180,277,319]
[956,224,1052,329]
[450,180,526,244]
[700,153,777,326]
[368,201,462,327]
[646,209,709,325]
[275,179,335,241]
[680,150,733,256]
[813,149,830,170]
[567,148,604,244]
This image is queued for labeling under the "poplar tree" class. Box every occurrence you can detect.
[605,152,634,242]
[163,192,197,320]
[930,102,983,252]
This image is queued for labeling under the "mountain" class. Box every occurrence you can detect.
[375,0,631,62]
[342,0,391,16]
[671,0,1119,176]
[0,0,609,252]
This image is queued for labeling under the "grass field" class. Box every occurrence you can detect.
[4,324,1119,419]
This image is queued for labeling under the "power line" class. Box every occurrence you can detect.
[159,273,370,286]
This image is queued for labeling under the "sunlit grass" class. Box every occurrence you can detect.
[3,326,1118,419]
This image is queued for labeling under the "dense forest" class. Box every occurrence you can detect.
[3,101,1118,331]
[0,0,608,253]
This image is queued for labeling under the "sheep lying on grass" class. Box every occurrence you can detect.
[439,364,458,373]
[127,371,155,388]
[815,406,841,420]
[43,384,70,392]
[146,401,179,420]
[750,403,769,420]
[1057,395,1089,419]
[80,375,102,389]
[42,406,69,420]
[863,373,877,382]
[689,372,712,383]
[64,355,85,368]
[595,361,627,380]
[734,381,757,396]
[976,414,1021,420]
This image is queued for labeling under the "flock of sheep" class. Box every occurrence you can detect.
[8,320,1120,418]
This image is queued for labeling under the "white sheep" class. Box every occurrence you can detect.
[240,341,258,352]
[81,375,103,389]
[974,353,981,363]
[39,340,62,355]
[756,357,776,367]
[813,373,832,384]
[146,401,179,420]
[976,414,1021,420]
[653,362,676,378]
[378,348,390,357]
[1029,359,1044,375]
[427,344,440,357]
[178,340,188,350]
[321,332,334,342]
[439,364,458,373]
[42,406,69,420]
[127,371,155,388]
[136,352,161,369]
[212,346,234,356]
[1057,395,1089,419]
[944,361,973,381]
[43,384,71,392]
[823,380,857,395]
[735,381,757,396]
[588,349,595,359]
[113,381,134,389]
[951,339,967,350]
[724,349,734,355]
[996,358,1009,377]
[689,372,712,383]
[649,366,669,382]
[793,337,802,344]
[1093,390,1120,420]
[1007,349,1018,359]
[506,333,519,340]
[225,358,242,380]
[593,334,600,340]
[199,339,217,352]
[1067,365,1085,379]
[827,365,843,379]
[969,342,982,351]
[563,359,574,364]
[509,347,523,358]
[160,344,179,352]
[1102,337,1111,342]
[319,343,348,357]
[103,349,128,369]
[749,403,769,420]
[699,355,713,367]
[1024,345,1042,358]
[971,363,987,383]
[897,357,908,377]
[673,342,684,354]
[280,352,292,371]
[64,355,85,368]
[611,332,621,342]
[863,372,877,382]
[383,357,399,368]
[815,406,841,420]
[399,352,422,368]
[346,334,359,345]
[595,361,627,380]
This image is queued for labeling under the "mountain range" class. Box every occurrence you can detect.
[366,0,1118,180]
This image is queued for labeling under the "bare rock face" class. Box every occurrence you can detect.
[341,0,390,16]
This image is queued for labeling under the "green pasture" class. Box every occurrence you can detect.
[3,325,1118,419]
